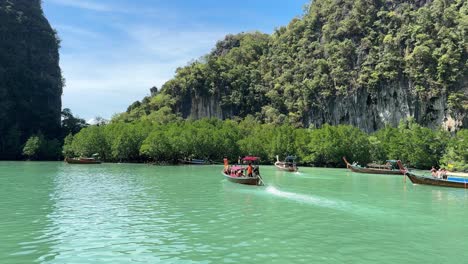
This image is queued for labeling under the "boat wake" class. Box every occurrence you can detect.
[264,186,386,216]
[289,173,334,180]
[266,186,346,209]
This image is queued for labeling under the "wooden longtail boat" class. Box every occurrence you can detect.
[222,156,264,186]
[275,155,298,172]
[405,172,468,189]
[342,157,403,175]
[222,171,262,185]
[179,158,209,165]
[396,160,468,188]
[65,157,101,164]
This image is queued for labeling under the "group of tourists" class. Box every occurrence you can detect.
[431,166,448,179]
[223,157,255,178]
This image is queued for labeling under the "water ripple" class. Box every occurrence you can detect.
[0,163,467,263]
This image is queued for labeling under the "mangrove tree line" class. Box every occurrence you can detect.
[63,117,467,171]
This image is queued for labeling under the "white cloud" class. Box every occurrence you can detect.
[55,24,104,39]
[124,26,227,60]
[47,0,113,12]
[58,23,228,119]
[47,0,176,17]
[45,1,234,120]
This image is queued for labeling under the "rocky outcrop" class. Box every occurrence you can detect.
[306,81,466,133]
[0,0,62,158]
[174,81,466,133]
[125,0,467,132]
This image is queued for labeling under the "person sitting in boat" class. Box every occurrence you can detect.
[247,163,253,177]
[438,168,447,179]
[236,169,244,177]
[430,166,437,177]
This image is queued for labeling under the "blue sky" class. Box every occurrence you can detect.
[43,0,308,121]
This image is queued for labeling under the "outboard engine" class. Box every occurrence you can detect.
[254,166,260,176]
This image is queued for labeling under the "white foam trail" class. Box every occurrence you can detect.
[266,186,344,209]
[290,173,334,180]
[264,186,385,216]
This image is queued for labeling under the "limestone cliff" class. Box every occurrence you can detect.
[123,0,467,132]
[0,0,62,158]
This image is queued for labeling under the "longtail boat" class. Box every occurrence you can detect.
[396,161,468,189]
[179,158,209,165]
[275,155,298,172]
[343,157,403,175]
[405,172,468,188]
[222,156,264,186]
[65,157,101,164]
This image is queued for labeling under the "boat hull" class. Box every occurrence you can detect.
[65,158,101,164]
[222,172,261,186]
[406,172,468,189]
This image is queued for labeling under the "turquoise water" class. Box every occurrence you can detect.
[1,162,468,263]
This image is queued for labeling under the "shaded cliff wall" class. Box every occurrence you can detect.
[172,78,466,133]
[305,81,464,132]
[0,0,62,158]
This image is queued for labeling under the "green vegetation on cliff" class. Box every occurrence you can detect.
[94,0,467,170]
[0,0,63,159]
[119,0,467,131]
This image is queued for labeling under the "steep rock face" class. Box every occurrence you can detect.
[188,95,225,120]
[123,0,467,132]
[306,81,453,133]
[173,78,466,133]
[0,0,62,158]
[173,93,235,120]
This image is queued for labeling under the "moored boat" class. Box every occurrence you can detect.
[343,157,403,175]
[179,158,210,165]
[275,155,298,172]
[222,156,264,186]
[405,171,468,189]
[396,160,468,189]
[65,157,101,164]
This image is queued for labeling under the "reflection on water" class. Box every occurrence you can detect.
[1,163,468,263]
[0,162,57,263]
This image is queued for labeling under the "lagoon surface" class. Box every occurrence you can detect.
[1,162,468,263]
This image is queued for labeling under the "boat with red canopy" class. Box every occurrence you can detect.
[222,156,264,186]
